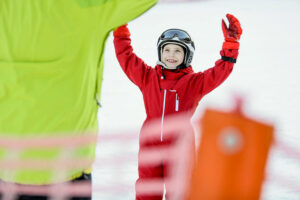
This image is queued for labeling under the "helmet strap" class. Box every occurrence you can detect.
[160,66,165,79]
[176,62,186,69]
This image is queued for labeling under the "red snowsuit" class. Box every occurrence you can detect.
[114,33,238,200]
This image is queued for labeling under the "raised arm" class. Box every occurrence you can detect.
[192,14,242,96]
[113,25,153,90]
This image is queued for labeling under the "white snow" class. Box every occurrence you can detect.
[94,0,300,199]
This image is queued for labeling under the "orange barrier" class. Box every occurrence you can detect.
[187,108,274,200]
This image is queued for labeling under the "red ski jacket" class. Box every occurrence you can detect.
[114,35,238,141]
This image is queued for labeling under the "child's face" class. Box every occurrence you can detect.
[161,44,185,69]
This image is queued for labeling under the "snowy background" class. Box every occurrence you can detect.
[94,0,300,199]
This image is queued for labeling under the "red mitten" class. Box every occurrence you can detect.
[222,14,242,49]
[113,24,131,37]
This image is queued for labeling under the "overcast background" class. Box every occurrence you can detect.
[94,0,300,199]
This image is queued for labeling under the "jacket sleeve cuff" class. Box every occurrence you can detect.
[222,41,240,50]
[220,49,239,60]
[113,25,131,37]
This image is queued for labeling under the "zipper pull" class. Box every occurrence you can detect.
[175,93,179,111]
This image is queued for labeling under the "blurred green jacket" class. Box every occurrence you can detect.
[0,0,157,185]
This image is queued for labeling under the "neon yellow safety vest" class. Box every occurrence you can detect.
[0,0,157,185]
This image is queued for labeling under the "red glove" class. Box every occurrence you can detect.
[222,14,242,50]
[113,24,131,37]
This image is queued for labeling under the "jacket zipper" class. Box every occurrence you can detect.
[161,89,167,141]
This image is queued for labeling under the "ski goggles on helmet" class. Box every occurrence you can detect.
[160,29,192,43]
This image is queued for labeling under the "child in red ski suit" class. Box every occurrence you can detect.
[113,14,242,200]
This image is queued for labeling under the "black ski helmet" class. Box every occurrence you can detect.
[157,29,195,69]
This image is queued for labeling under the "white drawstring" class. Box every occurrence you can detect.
[161,89,167,141]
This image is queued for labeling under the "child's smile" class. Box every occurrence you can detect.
[166,59,178,63]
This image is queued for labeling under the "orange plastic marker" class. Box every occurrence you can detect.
[187,108,274,200]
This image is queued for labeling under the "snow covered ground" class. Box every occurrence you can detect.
[94,0,300,199]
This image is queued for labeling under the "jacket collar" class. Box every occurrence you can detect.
[156,62,194,80]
